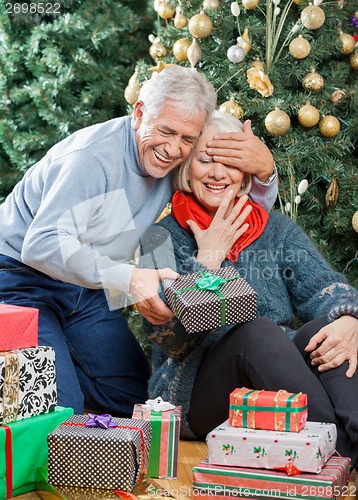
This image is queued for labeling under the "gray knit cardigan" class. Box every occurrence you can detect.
[139,211,358,438]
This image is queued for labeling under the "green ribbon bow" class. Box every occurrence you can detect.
[173,271,240,327]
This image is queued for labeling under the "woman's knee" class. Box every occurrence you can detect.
[216,316,288,357]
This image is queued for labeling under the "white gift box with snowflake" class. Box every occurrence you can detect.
[206,419,337,474]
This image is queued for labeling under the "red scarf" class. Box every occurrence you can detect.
[171,190,269,263]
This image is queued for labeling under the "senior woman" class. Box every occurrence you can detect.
[139,110,358,467]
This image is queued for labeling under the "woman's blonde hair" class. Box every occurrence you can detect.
[174,110,252,196]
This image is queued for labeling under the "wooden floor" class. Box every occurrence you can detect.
[14,440,356,499]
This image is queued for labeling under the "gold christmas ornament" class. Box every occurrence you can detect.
[148,61,176,72]
[203,0,220,9]
[237,28,251,54]
[325,176,339,207]
[187,38,202,67]
[219,97,244,120]
[293,0,302,4]
[242,0,260,9]
[124,70,141,105]
[188,12,213,39]
[289,35,311,59]
[339,32,356,55]
[247,67,274,97]
[172,37,191,62]
[149,38,167,60]
[265,107,291,136]
[174,6,188,29]
[302,70,324,92]
[298,103,320,127]
[301,4,325,30]
[350,52,358,70]
[319,115,340,138]
[157,1,175,19]
[352,211,358,233]
[330,89,345,105]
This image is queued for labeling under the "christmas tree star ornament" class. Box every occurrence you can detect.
[265,107,291,135]
[148,61,176,72]
[339,32,356,55]
[319,115,340,137]
[219,97,245,120]
[298,103,320,127]
[302,69,324,92]
[289,35,311,59]
[188,11,213,39]
[173,37,191,61]
[301,3,325,30]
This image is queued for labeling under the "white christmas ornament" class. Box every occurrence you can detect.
[231,1,240,16]
[313,0,323,5]
[148,33,156,43]
[227,45,246,63]
[274,7,281,16]
[295,195,302,204]
[153,0,161,12]
[298,179,309,194]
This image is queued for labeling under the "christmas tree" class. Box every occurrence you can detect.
[0,0,151,200]
[125,0,358,287]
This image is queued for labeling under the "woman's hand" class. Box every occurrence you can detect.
[188,191,252,269]
[305,315,358,377]
[206,120,275,183]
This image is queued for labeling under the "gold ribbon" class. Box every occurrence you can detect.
[0,351,20,424]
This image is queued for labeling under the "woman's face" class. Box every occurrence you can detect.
[188,126,245,217]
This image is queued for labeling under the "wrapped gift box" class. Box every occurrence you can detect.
[193,456,351,500]
[0,406,74,500]
[229,387,308,432]
[207,419,337,473]
[0,304,38,351]
[163,267,256,333]
[0,346,57,424]
[132,403,181,478]
[48,414,152,491]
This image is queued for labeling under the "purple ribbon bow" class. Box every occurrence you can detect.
[85,413,117,429]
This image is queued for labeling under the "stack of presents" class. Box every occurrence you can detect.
[193,387,351,499]
[0,303,182,500]
[0,267,353,500]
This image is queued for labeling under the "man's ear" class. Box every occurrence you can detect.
[132,101,144,130]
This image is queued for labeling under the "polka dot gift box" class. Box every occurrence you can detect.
[0,304,38,351]
[47,414,151,492]
[163,267,257,333]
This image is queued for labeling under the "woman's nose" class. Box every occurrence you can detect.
[209,161,226,179]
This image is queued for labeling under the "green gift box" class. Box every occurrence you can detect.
[0,406,74,500]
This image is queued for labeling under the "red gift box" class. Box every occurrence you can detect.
[192,456,351,500]
[0,304,38,351]
[229,388,308,432]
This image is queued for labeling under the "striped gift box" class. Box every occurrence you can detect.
[192,456,351,499]
[132,404,181,479]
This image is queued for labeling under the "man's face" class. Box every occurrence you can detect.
[133,101,206,178]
